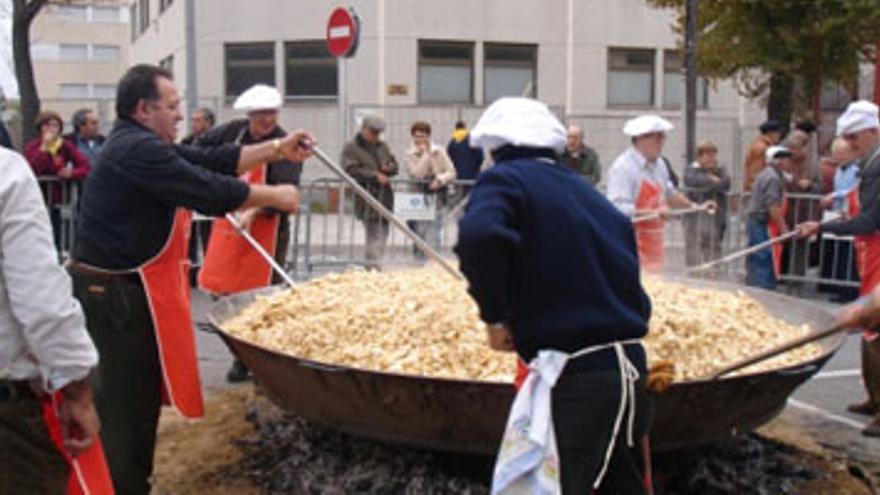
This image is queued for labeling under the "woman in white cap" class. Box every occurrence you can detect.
[801,99,880,437]
[194,84,303,382]
[607,115,710,273]
[455,97,653,494]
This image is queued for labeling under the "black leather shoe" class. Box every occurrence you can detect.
[226,360,251,383]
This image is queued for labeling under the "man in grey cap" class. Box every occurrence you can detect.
[342,115,399,269]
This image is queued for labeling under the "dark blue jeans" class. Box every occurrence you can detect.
[746,218,776,290]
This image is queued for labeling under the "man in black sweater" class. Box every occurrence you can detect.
[455,97,653,494]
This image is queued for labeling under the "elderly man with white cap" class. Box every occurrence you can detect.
[745,145,794,290]
[455,97,653,494]
[800,99,880,437]
[607,115,709,272]
[194,84,304,382]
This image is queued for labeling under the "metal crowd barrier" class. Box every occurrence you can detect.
[36,176,82,258]
[295,178,475,274]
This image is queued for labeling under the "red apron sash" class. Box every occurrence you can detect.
[41,392,114,494]
[767,194,788,279]
[138,209,204,418]
[634,180,665,273]
[198,164,280,295]
[846,188,880,340]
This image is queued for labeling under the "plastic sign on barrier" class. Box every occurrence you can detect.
[393,193,437,221]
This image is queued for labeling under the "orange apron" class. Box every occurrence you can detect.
[847,188,880,340]
[767,194,788,279]
[634,180,665,273]
[41,392,114,494]
[197,164,280,295]
[138,209,204,418]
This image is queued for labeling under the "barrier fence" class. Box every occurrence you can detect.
[33,172,861,298]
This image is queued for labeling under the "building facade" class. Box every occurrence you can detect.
[128,0,864,186]
[29,1,130,133]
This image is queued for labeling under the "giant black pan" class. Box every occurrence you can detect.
[207,279,844,454]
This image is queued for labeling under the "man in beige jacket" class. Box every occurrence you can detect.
[405,120,456,260]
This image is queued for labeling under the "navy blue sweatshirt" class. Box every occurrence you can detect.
[454,151,651,370]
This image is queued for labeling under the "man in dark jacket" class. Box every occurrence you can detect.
[683,140,731,267]
[446,120,484,182]
[341,115,399,269]
[801,100,880,437]
[456,97,652,494]
[66,108,106,168]
[70,64,312,493]
[560,124,601,185]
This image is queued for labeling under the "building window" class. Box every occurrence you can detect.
[60,84,90,99]
[138,0,150,34]
[418,41,474,104]
[160,0,174,13]
[484,43,537,103]
[93,84,117,100]
[159,54,174,76]
[56,5,88,21]
[225,43,276,99]
[59,44,89,61]
[662,50,708,109]
[284,41,337,99]
[92,6,122,23]
[607,48,655,107]
[92,45,120,62]
[130,3,138,41]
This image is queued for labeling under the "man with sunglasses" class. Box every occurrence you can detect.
[607,115,709,272]
[800,100,880,437]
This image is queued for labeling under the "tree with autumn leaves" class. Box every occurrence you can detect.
[646,0,880,127]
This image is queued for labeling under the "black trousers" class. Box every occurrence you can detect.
[552,370,653,495]
[71,270,163,495]
[0,386,68,494]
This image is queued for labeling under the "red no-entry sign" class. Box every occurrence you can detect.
[326,7,360,58]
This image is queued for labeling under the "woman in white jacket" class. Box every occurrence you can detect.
[404,120,456,259]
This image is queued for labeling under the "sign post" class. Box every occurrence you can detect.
[326,7,360,161]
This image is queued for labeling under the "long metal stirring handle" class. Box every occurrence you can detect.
[225,213,297,288]
[308,145,464,280]
[685,214,842,274]
[702,324,846,380]
[632,203,713,224]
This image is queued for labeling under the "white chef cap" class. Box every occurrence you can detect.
[836,100,880,136]
[469,97,566,153]
[233,84,283,112]
[622,115,675,137]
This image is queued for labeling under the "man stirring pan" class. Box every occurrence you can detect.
[70,64,314,493]
[455,97,653,494]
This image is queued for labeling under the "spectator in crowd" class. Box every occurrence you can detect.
[745,145,793,290]
[180,107,215,145]
[195,85,302,383]
[24,111,90,251]
[404,120,456,260]
[66,108,106,168]
[0,118,13,149]
[559,124,601,185]
[683,140,731,268]
[0,146,102,493]
[607,115,708,273]
[743,119,784,191]
[446,120,484,186]
[819,138,861,302]
[342,115,399,270]
[780,129,822,291]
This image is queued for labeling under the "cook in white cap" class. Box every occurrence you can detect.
[800,99,880,437]
[192,83,304,383]
[744,145,793,290]
[457,98,654,494]
[606,115,713,273]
